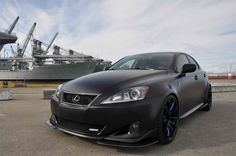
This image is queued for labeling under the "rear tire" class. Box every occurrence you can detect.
[156,95,179,144]
[199,84,212,111]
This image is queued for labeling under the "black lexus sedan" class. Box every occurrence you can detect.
[47,52,212,147]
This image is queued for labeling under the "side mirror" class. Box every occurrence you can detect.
[104,66,110,71]
[182,64,196,73]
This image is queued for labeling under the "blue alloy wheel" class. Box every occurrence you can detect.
[156,95,179,144]
[162,98,178,138]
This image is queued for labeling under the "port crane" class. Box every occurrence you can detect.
[5,23,37,70]
[32,32,59,56]
[32,32,59,66]
[0,16,19,52]
[44,32,58,55]
[7,16,19,34]
[16,22,36,58]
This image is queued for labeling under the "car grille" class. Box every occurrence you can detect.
[62,92,97,106]
[56,116,104,135]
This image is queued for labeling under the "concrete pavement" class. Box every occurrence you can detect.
[0,88,235,156]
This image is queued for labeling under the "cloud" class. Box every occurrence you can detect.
[0,0,236,72]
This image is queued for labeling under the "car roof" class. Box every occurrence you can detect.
[128,52,188,57]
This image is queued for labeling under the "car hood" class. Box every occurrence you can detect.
[62,70,167,94]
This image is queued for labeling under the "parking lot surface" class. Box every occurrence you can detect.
[0,88,235,156]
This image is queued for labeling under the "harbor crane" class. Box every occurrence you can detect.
[0,16,19,52]
[32,32,58,56]
[16,22,36,58]
[32,32,58,66]
[43,32,58,55]
[7,16,19,34]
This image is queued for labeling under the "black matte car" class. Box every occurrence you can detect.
[47,52,212,147]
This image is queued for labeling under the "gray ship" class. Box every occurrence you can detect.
[0,17,111,81]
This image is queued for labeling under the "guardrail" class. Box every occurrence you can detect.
[211,83,236,93]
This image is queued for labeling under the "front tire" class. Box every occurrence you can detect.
[156,95,179,144]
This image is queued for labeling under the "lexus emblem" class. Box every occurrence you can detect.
[72,95,80,103]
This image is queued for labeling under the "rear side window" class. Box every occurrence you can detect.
[176,55,189,73]
[187,56,199,69]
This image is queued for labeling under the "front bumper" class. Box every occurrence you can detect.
[46,119,158,147]
[47,95,164,147]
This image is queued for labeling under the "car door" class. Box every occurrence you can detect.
[186,55,206,104]
[175,54,199,115]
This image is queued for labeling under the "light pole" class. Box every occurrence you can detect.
[229,63,236,80]
[230,63,236,73]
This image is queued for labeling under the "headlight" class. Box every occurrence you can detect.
[55,84,63,97]
[101,86,149,104]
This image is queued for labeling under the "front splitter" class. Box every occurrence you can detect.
[46,120,159,148]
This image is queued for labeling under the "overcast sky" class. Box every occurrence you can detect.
[0,0,236,73]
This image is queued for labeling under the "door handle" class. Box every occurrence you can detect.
[195,75,198,80]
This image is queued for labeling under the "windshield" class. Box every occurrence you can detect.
[110,53,174,70]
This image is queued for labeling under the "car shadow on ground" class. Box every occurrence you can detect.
[103,101,236,155]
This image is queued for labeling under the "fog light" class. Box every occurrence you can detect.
[89,128,99,132]
[128,121,140,134]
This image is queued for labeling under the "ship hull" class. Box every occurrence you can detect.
[0,62,99,80]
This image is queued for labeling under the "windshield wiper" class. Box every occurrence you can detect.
[133,67,155,70]
[133,67,167,70]
[156,67,168,70]
[144,67,155,70]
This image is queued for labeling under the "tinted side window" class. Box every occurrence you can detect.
[176,55,189,73]
[118,59,136,69]
[187,56,199,69]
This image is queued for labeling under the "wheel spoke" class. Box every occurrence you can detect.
[168,120,176,127]
[167,123,174,134]
[167,99,176,113]
[165,127,171,137]
[169,102,175,112]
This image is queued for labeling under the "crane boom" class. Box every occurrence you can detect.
[18,22,36,57]
[44,32,58,55]
[8,16,19,34]
[0,16,19,53]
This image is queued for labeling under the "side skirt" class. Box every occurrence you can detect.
[180,103,204,119]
